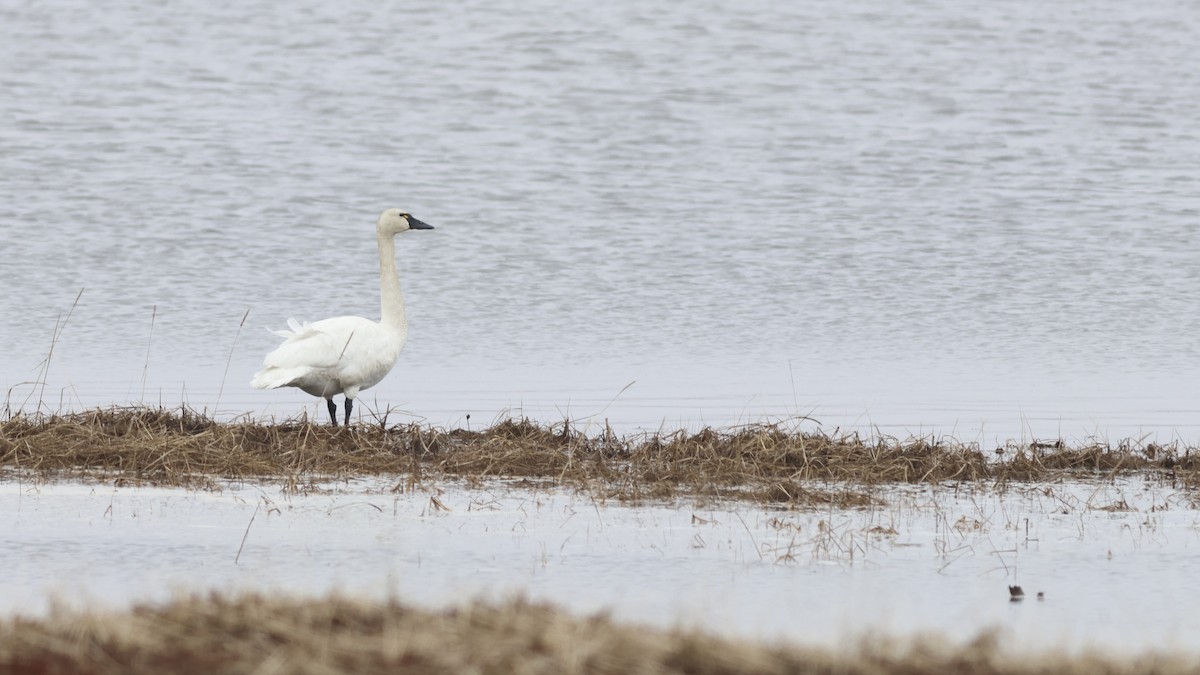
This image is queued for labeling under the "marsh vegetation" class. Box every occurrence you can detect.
[1,407,1194,504]
[5,407,1200,674]
[2,592,1197,675]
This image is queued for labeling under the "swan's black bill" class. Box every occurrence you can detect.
[408,216,434,230]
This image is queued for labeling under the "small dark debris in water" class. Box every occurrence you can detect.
[1037,591,1045,601]
[1008,585,1025,601]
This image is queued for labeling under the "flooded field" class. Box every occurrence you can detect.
[6,472,1200,655]
[5,409,1199,672]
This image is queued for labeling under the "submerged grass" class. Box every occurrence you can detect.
[1,592,1194,675]
[1,407,1197,503]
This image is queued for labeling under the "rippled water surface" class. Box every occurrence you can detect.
[2,0,1198,440]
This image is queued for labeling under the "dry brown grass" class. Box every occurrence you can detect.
[1,592,1195,675]
[1,407,1196,503]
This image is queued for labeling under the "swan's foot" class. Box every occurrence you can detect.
[344,398,353,427]
[326,399,338,426]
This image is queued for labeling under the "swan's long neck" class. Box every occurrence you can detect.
[378,231,407,335]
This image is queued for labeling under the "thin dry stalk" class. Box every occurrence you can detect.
[139,304,156,402]
[26,288,84,414]
[214,309,250,415]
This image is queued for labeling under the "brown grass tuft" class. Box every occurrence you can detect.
[0,592,1194,675]
[1,407,1195,503]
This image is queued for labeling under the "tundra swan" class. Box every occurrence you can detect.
[250,208,434,425]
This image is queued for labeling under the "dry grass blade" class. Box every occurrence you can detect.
[213,309,250,415]
[26,288,84,414]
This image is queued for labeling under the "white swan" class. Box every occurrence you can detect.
[250,208,434,425]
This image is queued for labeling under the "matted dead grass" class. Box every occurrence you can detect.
[0,592,1193,675]
[1,407,1196,504]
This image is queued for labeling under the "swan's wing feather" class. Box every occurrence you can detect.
[251,316,400,393]
[260,317,381,369]
[262,329,342,370]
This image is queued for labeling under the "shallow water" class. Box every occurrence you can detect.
[2,0,1199,441]
[5,478,1200,653]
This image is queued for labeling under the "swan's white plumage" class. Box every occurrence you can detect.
[250,208,433,424]
[250,315,404,399]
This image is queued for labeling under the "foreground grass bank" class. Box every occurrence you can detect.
[0,592,1193,675]
[1,407,1195,503]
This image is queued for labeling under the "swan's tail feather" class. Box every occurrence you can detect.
[250,366,307,390]
[267,318,317,339]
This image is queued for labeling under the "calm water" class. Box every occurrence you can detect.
[2,0,1198,441]
[6,479,1200,654]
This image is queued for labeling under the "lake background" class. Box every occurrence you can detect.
[2,0,1198,443]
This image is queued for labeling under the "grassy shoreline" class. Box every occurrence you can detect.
[1,592,1194,675]
[1,407,1194,502]
[5,410,1199,673]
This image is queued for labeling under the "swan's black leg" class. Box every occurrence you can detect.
[327,399,338,426]
[344,398,353,427]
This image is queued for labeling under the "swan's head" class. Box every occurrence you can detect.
[377,208,434,235]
